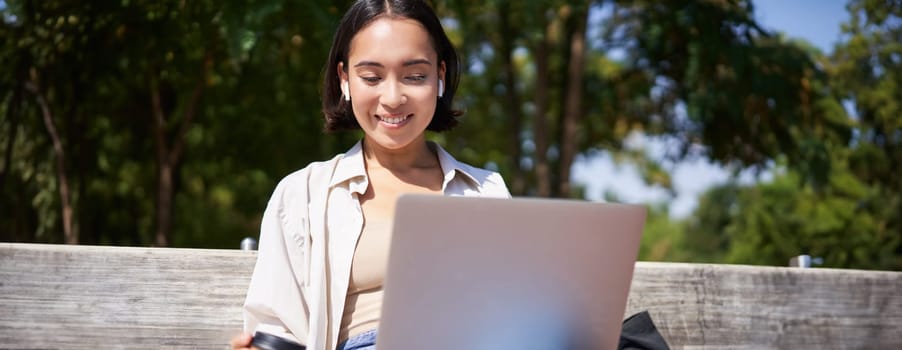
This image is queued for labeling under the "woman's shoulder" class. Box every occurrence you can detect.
[271,154,345,195]
[450,161,510,198]
[456,162,505,186]
[432,142,510,197]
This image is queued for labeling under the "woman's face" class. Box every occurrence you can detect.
[339,17,445,151]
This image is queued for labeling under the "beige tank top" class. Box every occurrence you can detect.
[338,217,392,344]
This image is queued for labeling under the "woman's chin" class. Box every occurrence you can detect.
[365,135,424,151]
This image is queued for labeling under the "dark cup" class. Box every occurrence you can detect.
[251,332,306,350]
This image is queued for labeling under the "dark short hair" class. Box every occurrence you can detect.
[321,0,462,132]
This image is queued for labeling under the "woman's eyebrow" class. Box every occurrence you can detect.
[353,59,432,68]
[354,61,383,68]
[402,58,432,67]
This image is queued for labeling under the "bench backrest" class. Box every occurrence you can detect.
[1,243,900,348]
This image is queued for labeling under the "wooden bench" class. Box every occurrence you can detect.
[2,243,900,349]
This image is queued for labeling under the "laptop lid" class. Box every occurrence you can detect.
[376,195,647,350]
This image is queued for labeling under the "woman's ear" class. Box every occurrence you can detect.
[438,61,447,98]
[338,62,350,101]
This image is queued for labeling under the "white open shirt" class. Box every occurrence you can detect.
[244,141,511,350]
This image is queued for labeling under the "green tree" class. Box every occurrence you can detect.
[4,0,897,269]
[0,0,352,247]
[607,0,850,174]
[706,0,901,270]
[830,0,902,250]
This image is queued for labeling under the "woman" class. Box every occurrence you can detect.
[231,1,510,349]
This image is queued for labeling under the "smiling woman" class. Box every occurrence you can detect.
[230,1,510,350]
[338,18,445,152]
[321,0,462,134]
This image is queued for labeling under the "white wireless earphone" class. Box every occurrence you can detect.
[342,81,350,101]
[438,80,444,98]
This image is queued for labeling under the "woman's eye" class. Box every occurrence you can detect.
[361,76,381,84]
[406,75,427,82]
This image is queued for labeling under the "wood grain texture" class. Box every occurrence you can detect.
[1,243,255,349]
[626,262,902,349]
[2,243,900,349]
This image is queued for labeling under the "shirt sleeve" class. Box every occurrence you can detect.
[243,178,310,345]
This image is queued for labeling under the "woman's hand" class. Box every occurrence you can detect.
[230,333,255,349]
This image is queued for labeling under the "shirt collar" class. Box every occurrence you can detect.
[330,141,368,194]
[431,142,480,190]
[328,140,480,194]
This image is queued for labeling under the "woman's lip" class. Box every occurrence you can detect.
[377,114,412,126]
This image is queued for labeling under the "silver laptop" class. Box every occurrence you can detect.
[376,195,647,350]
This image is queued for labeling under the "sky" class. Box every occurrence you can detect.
[572,0,851,218]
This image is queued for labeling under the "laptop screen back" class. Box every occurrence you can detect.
[376,195,647,350]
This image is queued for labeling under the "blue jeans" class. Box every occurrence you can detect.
[336,329,377,350]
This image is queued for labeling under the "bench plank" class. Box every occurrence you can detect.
[2,243,900,349]
[626,262,902,348]
[1,243,254,349]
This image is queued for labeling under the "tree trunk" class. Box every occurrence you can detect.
[1,85,23,191]
[498,2,526,195]
[26,70,76,244]
[149,55,208,247]
[150,76,172,247]
[154,159,174,248]
[558,3,589,198]
[532,7,553,198]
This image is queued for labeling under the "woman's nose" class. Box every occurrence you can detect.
[380,80,407,108]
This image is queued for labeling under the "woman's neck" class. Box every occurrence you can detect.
[362,136,438,172]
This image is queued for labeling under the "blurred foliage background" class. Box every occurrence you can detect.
[1,0,899,270]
